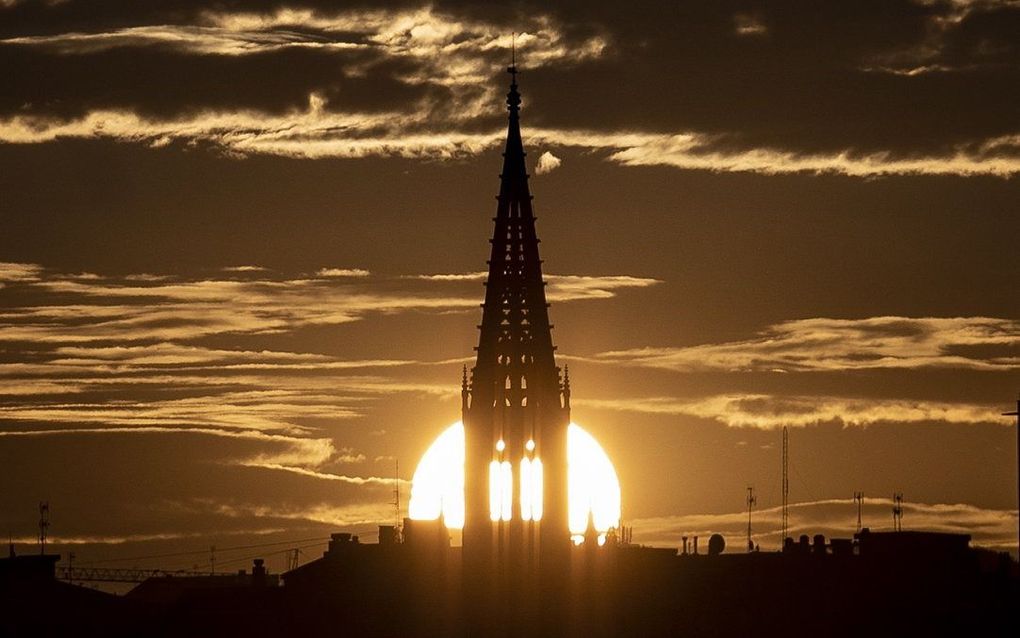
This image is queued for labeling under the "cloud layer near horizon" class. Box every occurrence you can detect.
[0,261,658,483]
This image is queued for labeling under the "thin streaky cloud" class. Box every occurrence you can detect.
[0,261,44,281]
[316,267,371,278]
[1,102,1016,176]
[7,528,292,547]
[0,426,336,467]
[0,268,657,344]
[574,394,1005,429]
[606,133,1020,177]
[596,316,1020,373]
[0,7,607,87]
[0,24,366,56]
[235,462,408,487]
[214,501,397,529]
[412,272,662,299]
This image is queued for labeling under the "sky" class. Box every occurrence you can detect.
[1,0,1018,573]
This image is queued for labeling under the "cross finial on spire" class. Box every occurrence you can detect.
[506,35,521,115]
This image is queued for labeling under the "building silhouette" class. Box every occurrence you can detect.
[461,60,572,633]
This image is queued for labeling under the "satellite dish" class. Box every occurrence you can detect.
[708,534,725,555]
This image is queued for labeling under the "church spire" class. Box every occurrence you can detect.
[461,63,573,619]
[500,55,526,206]
[469,61,559,412]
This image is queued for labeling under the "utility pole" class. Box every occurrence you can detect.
[781,426,789,543]
[746,486,756,552]
[1003,395,1019,556]
[854,491,864,533]
[38,502,49,555]
[892,493,904,532]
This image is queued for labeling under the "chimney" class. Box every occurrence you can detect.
[252,559,266,587]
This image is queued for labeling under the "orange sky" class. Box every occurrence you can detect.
[0,0,1017,571]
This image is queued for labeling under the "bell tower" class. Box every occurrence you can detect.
[462,62,571,611]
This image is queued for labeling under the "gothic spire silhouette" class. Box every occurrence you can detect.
[462,64,571,619]
[470,59,560,409]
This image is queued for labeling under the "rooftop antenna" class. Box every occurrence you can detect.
[746,486,756,552]
[892,492,904,532]
[781,426,789,543]
[38,502,49,555]
[1002,393,1019,555]
[853,491,864,533]
[286,548,301,572]
[393,459,401,536]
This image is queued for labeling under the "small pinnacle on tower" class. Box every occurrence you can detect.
[563,365,571,409]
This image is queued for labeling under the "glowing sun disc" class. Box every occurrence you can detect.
[408,421,620,539]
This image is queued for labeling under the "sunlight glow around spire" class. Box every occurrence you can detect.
[408,422,619,541]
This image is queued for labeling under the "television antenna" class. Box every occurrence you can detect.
[853,491,864,533]
[1002,395,1018,555]
[892,492,904,532]
[38,502,49,555]
[746,486,757,552]
[781,426,789,543]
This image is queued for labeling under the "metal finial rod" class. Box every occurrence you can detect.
[508,32,518,82]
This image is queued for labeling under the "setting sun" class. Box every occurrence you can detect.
[408,422,621,542]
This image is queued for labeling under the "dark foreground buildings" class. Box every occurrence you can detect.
[2,525,1017,637]
[2,70,1017,637]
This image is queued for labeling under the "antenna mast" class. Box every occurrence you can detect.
[781,426,789,543]
[892,492,904,532]
[1003,394,1019,556]
[746,486,756,552]
[393,459,401,533]
[38,502,49,555]
[286,548,301,572]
